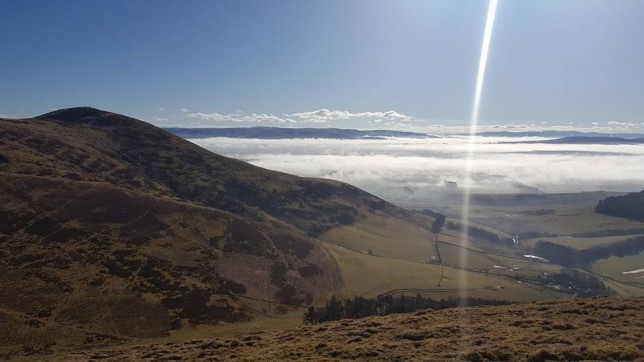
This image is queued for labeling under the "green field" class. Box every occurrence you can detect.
[324,243,569,301]
[475,205,644,235]
[425,192,644,297]
[591,255,644,287]
[319,209,573,302]
[523,234,643,250]
[437,194,644,236]
[436,240,559,275]
[319,192,644,300]
[320,212,435,264]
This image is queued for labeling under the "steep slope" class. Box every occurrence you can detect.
[0,107,409,358]
[56,296,644,361]
[6,107,393,236]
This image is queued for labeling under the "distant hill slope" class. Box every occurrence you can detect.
[165,126,435,140]
[56,296,644,361]
[479,130,644,139]
[0,107,416,359]
[503,136,644,145]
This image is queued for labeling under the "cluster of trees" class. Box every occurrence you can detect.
[572,227,644,238]
[308,295,511,323]
[445,222,514,247]
[533,236,644,269]
[430,214,446,235]
[546,270,613,297]
[595,191,644,220]
[578,236,644,261]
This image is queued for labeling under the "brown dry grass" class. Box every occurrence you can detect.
[48,296,643,361]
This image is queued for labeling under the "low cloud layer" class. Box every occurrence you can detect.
[163,108,644,133]
[289,109,412,123]
[186,109,414,125]
[186,112,296,124]
[191,136,644,206]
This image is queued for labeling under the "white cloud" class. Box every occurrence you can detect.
[607,121,635,126]
[187,112,296,124]
[409,122,644,134]
[183,108,414,125]
[162,108,644,133]
[289,109,413,123]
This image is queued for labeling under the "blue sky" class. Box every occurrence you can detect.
[1,0,643,132]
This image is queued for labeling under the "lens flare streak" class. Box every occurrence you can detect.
[459,0,499,303]
[471,0,499,127]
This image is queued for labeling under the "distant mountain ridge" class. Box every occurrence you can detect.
[503,136,644,145]
[165,127,644,141]
[165,126,435,139]
[478,130,644,138]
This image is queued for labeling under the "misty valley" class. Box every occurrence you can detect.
[187,133,644,206]
[0,108,642,361]
[185,130,644,300]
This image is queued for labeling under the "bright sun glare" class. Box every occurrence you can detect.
[459,0,499,303]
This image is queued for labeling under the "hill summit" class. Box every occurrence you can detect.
[34,107,112,121]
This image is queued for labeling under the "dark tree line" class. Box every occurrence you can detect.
[430,214,446,235]
[533,236,644,269]
[572,227,644,238]
[595,190,644,221]
[446,222,514,247]
[311,295,511,323]
[547,270,613,297]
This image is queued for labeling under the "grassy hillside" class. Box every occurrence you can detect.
[52,296,644,361]
[325,243,569,301]
[591,255,644,287]
[523,234,643,250]
[421,193,644,299]
[2,107,395,237]
[317,210,597,302]
[0,107,414,359]
[320,212,436,264]
[2,107,642,359]
[436,193,644,237]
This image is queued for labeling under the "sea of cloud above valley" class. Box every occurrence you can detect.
[192,136,644,205]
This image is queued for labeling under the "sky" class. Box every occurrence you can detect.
[1,0,643,133]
